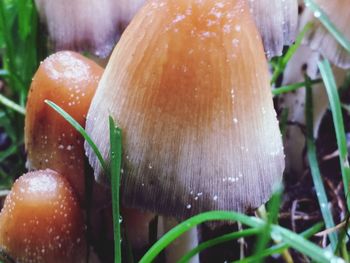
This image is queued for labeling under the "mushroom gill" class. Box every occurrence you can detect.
[34,0,145,57]
[34,0,298,59]
[249,0,298,58]
[85,0,285,219]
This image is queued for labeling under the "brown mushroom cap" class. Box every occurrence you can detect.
[85,0,285,219]
[25,51,103,204]
[0,170,86,263]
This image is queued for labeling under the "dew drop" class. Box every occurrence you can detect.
[314,11,321,18]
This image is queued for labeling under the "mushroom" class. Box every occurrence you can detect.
[278,0,350,174]
[0,169,86,263]
[301,0,350,69]
[85,0,285,219]
[25,51,103,203]
[24,50,156,254]
[34,0,145,57]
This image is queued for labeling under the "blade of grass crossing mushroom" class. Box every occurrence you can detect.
[318,60,350,211]
[45,100,108,175]
[304,0,350,55]
[305,78,338,250]
[109,117,123,263]
[140,211,341,263]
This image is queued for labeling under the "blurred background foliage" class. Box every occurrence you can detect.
[0,0,47,189]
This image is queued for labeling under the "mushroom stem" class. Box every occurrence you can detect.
[122,208,155,249]
[158,217,199,263]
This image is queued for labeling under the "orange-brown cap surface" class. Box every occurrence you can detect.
[25,51,103,203]
[0,170,86,263]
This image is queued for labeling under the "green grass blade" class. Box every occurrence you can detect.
[0,94,25,115]
[318,60,350,211]
[304,0,350,54]
[140,211,341,263]
[45,100,108,174]
[178,229,260,263]
[305,77,338,250]
[253,186,283,260]
[109,116,123,263]
[234,222,324,263]
[272,79,322,96]
[16,0,34,40]
[279,108,289,139]
[270,22,313,85]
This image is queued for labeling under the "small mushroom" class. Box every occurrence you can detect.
[25,51,103,203]
[0,169,86,263]
[86,0,285,219]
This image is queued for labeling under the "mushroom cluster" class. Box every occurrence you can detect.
[0,51,102,262]
[3,0,334,261]
[0,50,159,262]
